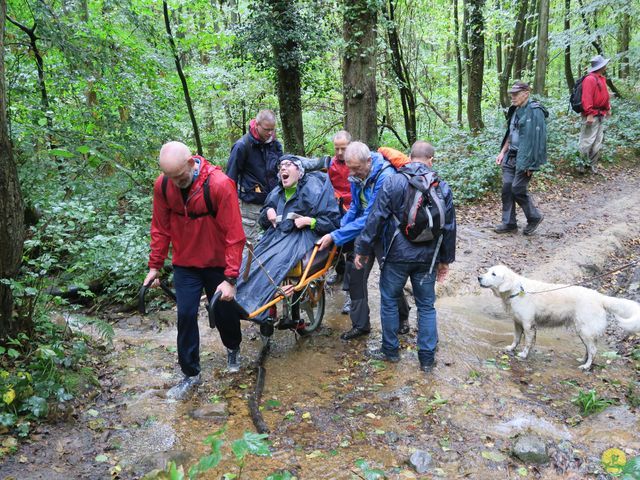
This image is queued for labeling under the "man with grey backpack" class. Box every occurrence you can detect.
[354,141,457,374]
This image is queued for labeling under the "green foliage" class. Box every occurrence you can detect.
[150,427,274,480]
[354,459,387,480]
[571,389,615,416]
[0,323,93,434]
[621,456,640,480]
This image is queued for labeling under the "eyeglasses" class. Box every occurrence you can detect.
[258,123,275,133]
[279,161,296,170]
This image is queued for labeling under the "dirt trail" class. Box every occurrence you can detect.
[2,162,640,480]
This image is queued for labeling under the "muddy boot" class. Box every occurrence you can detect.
[398,317,410,335]
[167,374,201,400]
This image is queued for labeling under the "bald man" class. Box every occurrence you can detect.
[145,141,246,399]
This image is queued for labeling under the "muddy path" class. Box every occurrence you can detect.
[2,162,640,480]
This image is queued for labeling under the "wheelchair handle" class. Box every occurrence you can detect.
[137,280,177,315]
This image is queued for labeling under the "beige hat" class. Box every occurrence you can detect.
[588,55,610,73]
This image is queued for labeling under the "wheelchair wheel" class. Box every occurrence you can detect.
[297,280,325,336]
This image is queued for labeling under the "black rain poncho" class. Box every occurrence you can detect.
[235,170,340,320]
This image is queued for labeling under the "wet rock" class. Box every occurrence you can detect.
[385,431,400,444]
[512,435,549,464]
[409,450,432,474]
[189,402,228,420]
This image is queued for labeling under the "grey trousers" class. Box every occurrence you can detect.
[578,116,605,166]
[239,200,263,246]
[346,256,409,332]
[501,165,542,226]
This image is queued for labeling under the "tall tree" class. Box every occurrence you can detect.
[0,0,27,338]
[466,0,485,131]
[564,0,575,91]
[343,0,379,148]
[268,0,305,155]
[383,0,417,146]
[453,0,464,125]
[533,0,550,94]
[499,0,529,106]
[617,12,631,79]
[163,0,203,155]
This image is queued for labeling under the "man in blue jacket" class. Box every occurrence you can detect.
[226,109,284,244]
[354,141,456,373]
[318,141,408,340]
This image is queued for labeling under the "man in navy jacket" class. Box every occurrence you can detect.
[227,109,284,244]
[355,141,456,373]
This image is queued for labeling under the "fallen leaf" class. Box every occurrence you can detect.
[95,454,109,462]
[481,450,506,462]
[302,412,311,420]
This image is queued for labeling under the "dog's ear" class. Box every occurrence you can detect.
[496,267,516,293]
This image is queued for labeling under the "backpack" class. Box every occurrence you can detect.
[397,168,446,244]
[570,74,601,114]
[161,175,217,219]
[569,75,587,113]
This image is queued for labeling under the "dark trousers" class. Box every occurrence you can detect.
[173,266,242,377]
[501,164,542,226]
[346,254,409,332]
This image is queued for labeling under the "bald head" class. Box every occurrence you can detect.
[410,141,435,167]
[333,130,352,162]
[159,141,195,188]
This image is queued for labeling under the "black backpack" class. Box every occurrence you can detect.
[397,169,446,243]
[569,74,590,113]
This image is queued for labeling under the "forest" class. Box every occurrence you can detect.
[1,0,640,478]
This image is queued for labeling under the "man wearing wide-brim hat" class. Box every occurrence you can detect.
[578,55,611,174]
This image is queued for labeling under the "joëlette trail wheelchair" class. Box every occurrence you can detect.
[208,244,338,339]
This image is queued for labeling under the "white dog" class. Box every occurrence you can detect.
[478,265,640,370]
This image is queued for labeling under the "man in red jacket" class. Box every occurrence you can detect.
[579,55,611,174]
[144,141,246,400]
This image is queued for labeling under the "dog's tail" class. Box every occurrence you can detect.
[602,296,640,332]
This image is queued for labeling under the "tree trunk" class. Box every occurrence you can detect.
[270,0,305,155]
[564,0,575,91]
[6,16,52,139]
[466,0,485,131]
[342,0,379,148]
[453,0,464,125]
[533,0,549,94]
[514,0,534,79]
[617,13,630,79]
[499,0,528,107]
[383,0,417,146]
[162,1,203,155]
[0,0,27,338]
[495,0,503,77]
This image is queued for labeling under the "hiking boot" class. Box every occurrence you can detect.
[341,297,352,315]
[226,348,240,373]
[167,373,201,400]
[494,223,517,234]
[398,318,410,335]
[420,360,436,373]
[366,348,400,363]
[326,272,343,286]
[340,327,370,341]
[522,215,544,236]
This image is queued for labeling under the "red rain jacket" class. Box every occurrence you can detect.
[581,73,610,117]
[328,156,352,212]
[148,157,246,278]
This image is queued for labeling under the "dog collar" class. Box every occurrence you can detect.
[509,285,525,298]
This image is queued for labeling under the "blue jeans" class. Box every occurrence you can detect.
[173,266,242,377]
[380,262,438,365]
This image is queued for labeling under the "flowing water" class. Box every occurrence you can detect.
[85,287,638,479]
